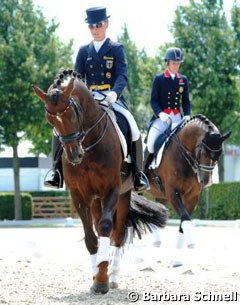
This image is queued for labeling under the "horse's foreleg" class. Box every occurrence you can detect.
[89,199,102,277]
[170,190,196,267]
[109,191,130,289]
[172,190,195,248]
[92,188,119,294]
[71,194,99,278]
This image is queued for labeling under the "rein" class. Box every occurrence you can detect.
[46,97,108,153]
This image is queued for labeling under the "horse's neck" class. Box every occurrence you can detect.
[178,125,205,152]
[74,85,103,128]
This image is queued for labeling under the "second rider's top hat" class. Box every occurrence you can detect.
[85,7,110,24]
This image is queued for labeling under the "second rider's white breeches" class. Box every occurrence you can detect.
[147,112,182,153]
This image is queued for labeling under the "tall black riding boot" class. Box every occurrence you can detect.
[143,149,154,173]
[44,134,63,189]
[132,137,150,192]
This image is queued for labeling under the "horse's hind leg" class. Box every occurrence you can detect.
[109,191,131,289]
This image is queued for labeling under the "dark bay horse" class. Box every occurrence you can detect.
[33,70,167,294]
[145,115,230,263]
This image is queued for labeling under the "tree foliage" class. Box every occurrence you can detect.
[170,0,240,143]
[0,0,73,155]
[0,0,73,218]
[118,25,158,131]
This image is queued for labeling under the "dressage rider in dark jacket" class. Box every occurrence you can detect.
[44,7,149,192]
[146,47,191,157]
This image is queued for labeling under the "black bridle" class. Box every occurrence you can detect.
[45,97,108,155]
[172,133,220,184]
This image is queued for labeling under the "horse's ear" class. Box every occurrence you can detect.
[221,131,231,142]
[32,85,47,103]
[62,78,75,100]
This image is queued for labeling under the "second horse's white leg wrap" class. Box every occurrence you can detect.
[175,231,184,249]
[182,220,195,248]
[170,231,185,267]
[151,225,162,247]
[96,237,111,266]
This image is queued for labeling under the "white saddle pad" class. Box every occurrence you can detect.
[149,142,166,170]
[97,102,130,163]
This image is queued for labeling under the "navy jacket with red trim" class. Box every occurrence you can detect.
[150,69,191,117]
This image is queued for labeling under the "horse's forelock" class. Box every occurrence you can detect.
[47,87,62,105]
[205,132,222,147]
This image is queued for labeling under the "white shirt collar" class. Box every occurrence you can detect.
[93,38,107,53]
[170,72,175,79]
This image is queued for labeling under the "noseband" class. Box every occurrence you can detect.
[195,141,220,172]
[45,97,108,154]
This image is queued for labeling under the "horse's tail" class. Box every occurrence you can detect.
[126,193,168,240]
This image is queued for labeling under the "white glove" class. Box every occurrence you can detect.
[183,115,190,121]
[105,91,117,104]
[159,112,169,122]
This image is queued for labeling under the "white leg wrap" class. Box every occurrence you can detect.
[96,237,111,266]
[175,231,184,249]
[109,246,122,283]
[90,253,98,277]
[182,220,195,248]
[151,225,161,247]
[170,231,185,267]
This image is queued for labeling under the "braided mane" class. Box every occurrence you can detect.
[185,114,219,133]
[52,69,82,89]
[47,69,82,105]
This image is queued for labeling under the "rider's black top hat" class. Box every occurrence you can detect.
[85,7,110,24]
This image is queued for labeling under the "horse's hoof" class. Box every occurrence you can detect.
[109,282,118,289]
[90,282,109,295]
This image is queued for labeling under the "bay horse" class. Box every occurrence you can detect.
[144,115,231,264]
[33,70,167,294]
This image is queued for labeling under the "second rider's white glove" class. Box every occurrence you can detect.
[183,115,190,121]
[159,112,169,122]
[105,91,117,105]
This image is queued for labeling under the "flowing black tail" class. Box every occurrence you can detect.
[126,193,168,240]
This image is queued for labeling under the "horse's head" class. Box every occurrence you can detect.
[196,129,231,186]
[33,73,85,165]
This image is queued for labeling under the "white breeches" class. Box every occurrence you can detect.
[113,101,140,141]
[147,112,182,153]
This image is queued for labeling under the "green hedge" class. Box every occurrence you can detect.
[29,190,69,197]
[0,183,239,220]
[0,193,32,220]
[200,182,240,220]
[0,191,69,221]
[167,182,240,220]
